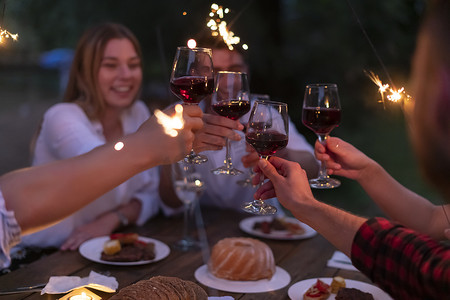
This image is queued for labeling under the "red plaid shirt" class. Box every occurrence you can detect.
[351,217,450,300]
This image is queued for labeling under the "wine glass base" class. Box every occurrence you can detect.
[172,237,200,252]
[211,166,244,176]
[241,200,277,215]
[309,177,341,189]
[184,154,208,164]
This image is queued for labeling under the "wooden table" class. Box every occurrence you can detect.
[0,207,372,299]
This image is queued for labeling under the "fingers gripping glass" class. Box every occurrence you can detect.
[242,100,289,215]
[170,47,214,164]
[211,71,250,176]
[302,84,341,189]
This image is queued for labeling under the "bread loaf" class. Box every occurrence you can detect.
[109,276,207,300]
[208,237,276,281]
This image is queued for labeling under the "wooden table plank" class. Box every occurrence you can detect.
[0,207,371,299]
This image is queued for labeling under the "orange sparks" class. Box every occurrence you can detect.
[365,70,411,108]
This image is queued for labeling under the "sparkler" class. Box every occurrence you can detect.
[1,0,18,44]
[365,70,411,109]
[205,3,248,51]
[0,27,18,43]
[154,104,185,137]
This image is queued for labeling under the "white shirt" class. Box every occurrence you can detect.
[0,190,21,268]
[20,101,160,248]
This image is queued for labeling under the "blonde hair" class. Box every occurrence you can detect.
[64,23,143,119]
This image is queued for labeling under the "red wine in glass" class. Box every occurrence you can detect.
[241,100,289,215]
[170,46,214,164]
[302,107,341,135]
[210,71,250,176]
[211,99,251,120]
[245,131,288,157]
[170,76,214,104]
[302,83,342,189]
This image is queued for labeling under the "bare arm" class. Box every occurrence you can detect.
[1,105,203,235]
[316,137,449,239]
[254,157,366,256]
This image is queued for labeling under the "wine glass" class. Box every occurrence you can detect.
[236,94,270,187]
[211,71,250,175]
[170,46,214,164]
[302,83,342,189]
[171,160,205,251]
[241,100,289,215]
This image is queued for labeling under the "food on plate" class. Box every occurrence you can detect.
[252,217,305,235]
[335,287,375,300]
[303,279,331,300]
[103,239,121,255]
[109,275,208,299]
[101,233,155,262]
[330,276,346,293]
[208,237,276,281]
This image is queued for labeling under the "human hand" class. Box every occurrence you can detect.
[138,105,203,165]
[314,137,375,181]
[60,219,114,251]
[252,157,316,213]
[192,113,244,153]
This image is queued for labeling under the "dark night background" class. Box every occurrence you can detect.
[0,0,441,216]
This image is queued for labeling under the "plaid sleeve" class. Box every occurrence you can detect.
[351,217,450,300]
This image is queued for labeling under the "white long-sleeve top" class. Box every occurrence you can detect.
[20,101,160,248]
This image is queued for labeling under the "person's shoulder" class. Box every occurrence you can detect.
[45,102,85,117]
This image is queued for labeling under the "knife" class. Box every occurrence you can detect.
[0,283,45,295]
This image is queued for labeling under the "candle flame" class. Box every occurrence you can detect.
[0,27,18,44]
[155,104,185,137]
[365,70,411,108]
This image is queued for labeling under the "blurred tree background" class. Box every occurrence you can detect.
[0,0,442,216]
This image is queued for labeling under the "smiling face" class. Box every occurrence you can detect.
[98,38,142,110]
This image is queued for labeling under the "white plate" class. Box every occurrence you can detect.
[288,277,393,300]
[239,216,317,240]
[79,236,170,266]
[194,265,290,293]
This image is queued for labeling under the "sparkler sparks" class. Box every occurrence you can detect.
[154,104,185,137]
[365,70,411,109]
[0,26,18,44]
[206,3,247,51]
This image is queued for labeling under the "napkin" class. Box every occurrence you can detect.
[327,251,359,271]
[41,271,118,295]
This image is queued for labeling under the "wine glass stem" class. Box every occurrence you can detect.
[317,134,329,179]
[182,201,195,241]
[224,137,233,169]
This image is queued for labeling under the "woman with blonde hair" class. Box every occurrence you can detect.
[20,23,160,251]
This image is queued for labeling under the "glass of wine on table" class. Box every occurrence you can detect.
[171,160,205,251]
[302,83,342,189]
[242,100,289,215]
[211,71,251,175]
[170,46,214,164]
